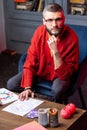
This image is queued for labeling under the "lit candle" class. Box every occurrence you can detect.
[48,108,59,127]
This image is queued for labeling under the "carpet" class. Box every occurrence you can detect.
[0,53,20,87]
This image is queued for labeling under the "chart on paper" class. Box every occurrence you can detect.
[0,88,18,105]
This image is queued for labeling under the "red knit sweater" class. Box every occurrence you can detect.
[21,25,79,88]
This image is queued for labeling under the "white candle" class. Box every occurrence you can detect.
[38,108,48,127]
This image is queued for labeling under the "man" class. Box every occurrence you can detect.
[7,3,79,103]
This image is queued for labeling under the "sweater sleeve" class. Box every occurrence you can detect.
[54,32,79,80]
[21,28,40,88]
[21,25,45,88]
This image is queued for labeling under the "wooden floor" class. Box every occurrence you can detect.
[0,53,87,109]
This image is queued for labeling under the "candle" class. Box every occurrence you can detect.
[48,108,59,127]
[38,108,48,127]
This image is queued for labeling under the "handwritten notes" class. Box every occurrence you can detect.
[3,98,44,116]
[0,88,18,105]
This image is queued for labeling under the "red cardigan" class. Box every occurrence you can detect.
[21,25,79,88]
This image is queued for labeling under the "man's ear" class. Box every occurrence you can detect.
[43,18,46,25]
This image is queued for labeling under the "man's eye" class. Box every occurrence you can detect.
[48,19,53,22]
[56,18,63,21]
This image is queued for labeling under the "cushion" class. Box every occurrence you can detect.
[68,25,87,63]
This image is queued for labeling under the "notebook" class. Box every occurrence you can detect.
[13,121,47,130]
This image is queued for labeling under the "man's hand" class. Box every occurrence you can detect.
[47,35,62,69]
[18,89,34,101]
[47,35,58,55]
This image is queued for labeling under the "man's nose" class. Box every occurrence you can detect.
[52,20,58,26]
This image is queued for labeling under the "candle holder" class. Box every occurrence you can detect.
[38,108,48,127]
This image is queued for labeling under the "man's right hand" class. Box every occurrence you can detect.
[18,89,34,101]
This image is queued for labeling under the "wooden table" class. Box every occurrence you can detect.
[0,99,87,130]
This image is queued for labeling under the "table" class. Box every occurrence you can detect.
[0,99,87,130]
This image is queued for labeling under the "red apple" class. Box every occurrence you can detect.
[66,103,76,114]
[60,107,71,119]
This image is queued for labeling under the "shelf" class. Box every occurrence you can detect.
[4,0,87,54]
[63,0,87,26]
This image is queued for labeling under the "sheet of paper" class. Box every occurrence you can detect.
[3,98,44,116]
[0,88,18,105]
[13,121,47,130]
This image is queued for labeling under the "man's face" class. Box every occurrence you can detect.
[43,11,65,37]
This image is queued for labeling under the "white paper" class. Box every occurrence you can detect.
[0,88,18,105]
[3,98,44,116]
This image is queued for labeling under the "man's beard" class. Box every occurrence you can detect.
[46,27,63,37]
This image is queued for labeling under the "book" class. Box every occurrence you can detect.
[14,0,26,3]
[32,0,40,11]
[0,88,18,105]
[30,0,36,11]
[37,0,42,12]
[37,0,44,12]
[13,121,47,130]
[70,0,85,4]
[16,1,33,10]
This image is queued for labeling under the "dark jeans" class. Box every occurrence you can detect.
[6,72,70,103]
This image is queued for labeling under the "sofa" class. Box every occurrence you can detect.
[66,25,87,92]
[69,25,87,64]
[18,25,87,109]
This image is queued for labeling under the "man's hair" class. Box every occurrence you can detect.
[43,3,63,17]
